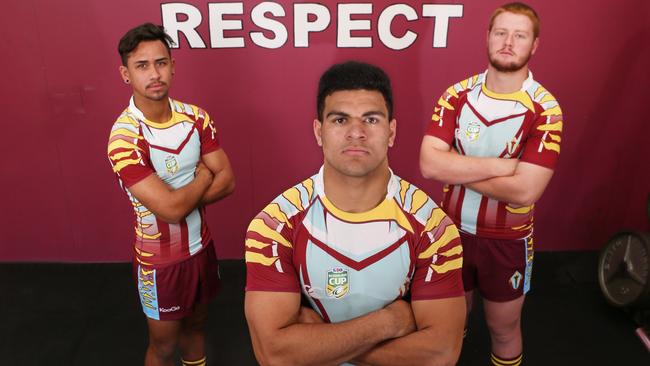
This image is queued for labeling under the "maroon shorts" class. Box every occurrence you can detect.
[132,242,221,321]
[460,231,534,302]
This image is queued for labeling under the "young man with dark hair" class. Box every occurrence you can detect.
[420,3,563,366]
[107,22,235,366]
[244,61,465,366]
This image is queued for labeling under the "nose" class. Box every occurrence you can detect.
[504,33,514,46]
[346,118,367,140]
[150,65,161,80]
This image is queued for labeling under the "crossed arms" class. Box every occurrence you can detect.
[245,291,465,366]
[128,148,235,223]
[419,135,553,206]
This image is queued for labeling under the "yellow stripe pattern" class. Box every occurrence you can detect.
[245,251,278,266]
[418,224,459,259]
[430,257,463,274]
[505,204,534,214]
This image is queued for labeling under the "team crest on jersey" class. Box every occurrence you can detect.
[326,267,349,299]
[164,155,179,175]
[509,270,523,290]
[465,122,481,142]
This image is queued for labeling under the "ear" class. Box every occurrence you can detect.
[531,37,539,56]
[388,118,397,147]
[313,119,323,147]
[119,65,130,84]
[171,58,176,75]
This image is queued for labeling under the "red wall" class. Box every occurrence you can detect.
[1,1,649,261]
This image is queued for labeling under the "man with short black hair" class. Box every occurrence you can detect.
[245,61,465,366]
[420,3,563,365]
[107,23,235,366]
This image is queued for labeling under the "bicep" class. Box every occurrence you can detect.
[411,297,465,338]
[420,135,452,156]
[127,173,173,214]
[245,291,301,345]
[201,148,233,177]
[513,162,554,200]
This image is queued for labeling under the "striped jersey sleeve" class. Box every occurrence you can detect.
[410,199,464,300]
[425,74,479,144]
[106,110,153,188]
[245,178,315,292]
[520,86,563,169]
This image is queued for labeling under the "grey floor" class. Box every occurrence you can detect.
[1,252,648,365]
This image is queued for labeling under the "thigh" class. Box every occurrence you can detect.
[459,231,479,293]
[483,295,525,331]
[196,241,221,306]
[476,236,533,302]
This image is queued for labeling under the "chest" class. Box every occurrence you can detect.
[296,208,415,322]
[454,94,535,158]
[142,122,201,188]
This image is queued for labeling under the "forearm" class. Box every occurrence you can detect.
[201,169,235,205]
[464,162,553,207]
[159,173,212,222]
[419,137,516,185]
[252,309,397,366]
[464,175,531,206]
[353,328,461,366]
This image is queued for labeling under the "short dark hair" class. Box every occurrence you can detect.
[317,61,393,121]
[118,23,175,66]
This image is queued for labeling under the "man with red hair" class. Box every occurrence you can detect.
[420,3,563,366]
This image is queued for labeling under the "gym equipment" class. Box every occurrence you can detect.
[598,194,650,351]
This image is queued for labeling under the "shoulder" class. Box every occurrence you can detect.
[170,99,212,124]
[525,81,562,117]
[391,175,442,227]
[110,108,140,133]
[438,73,483,106]
[450,73,484,95]
[249,176,318,229]
[108,108,143,155]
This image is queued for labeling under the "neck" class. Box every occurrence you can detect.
[485,65,529,94]
[133,95,171,123]
[322,163,391,213]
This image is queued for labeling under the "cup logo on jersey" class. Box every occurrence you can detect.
[326,267,349,299]
[465,122,481,142]
[165,155,180,175]
[509,270,523,290]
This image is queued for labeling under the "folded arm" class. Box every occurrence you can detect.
[200,148,235,205]
[352,296,466,366]
[465,162,554,207]
[419,135,517,185]
[245,291,415,366]
[127,164,213,224]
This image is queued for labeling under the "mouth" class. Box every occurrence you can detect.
[342,147,370,156]
[147,82,166,90]
[498,50,514,56]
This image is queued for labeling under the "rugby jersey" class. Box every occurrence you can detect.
[426,71,563,239]
[107,97,220,266]
[245,168,463,323]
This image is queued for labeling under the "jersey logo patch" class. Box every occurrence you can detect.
[165,155,180,175]
[509,270,522,290]
[326,267,349,299]
[464,122,481,142]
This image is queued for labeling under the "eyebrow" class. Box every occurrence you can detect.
[133,57,169,65]
[325,110,386,118]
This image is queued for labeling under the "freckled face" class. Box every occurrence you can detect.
[487,12,538,72]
